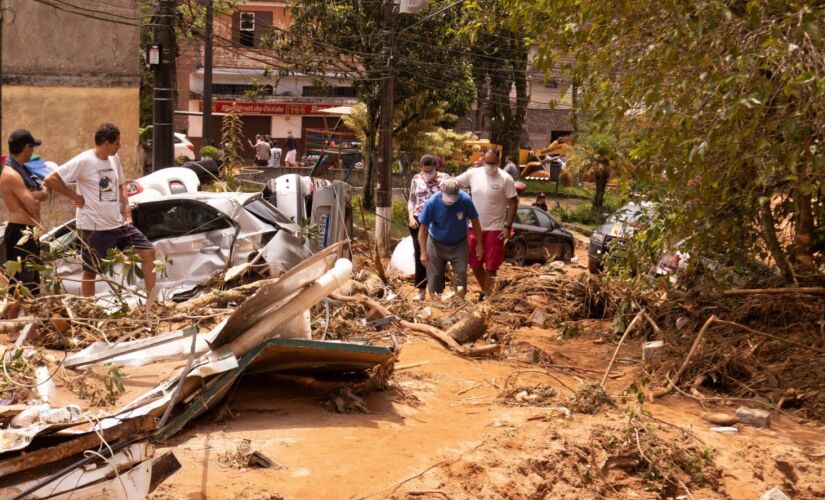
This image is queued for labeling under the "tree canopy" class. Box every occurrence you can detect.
[518,0,825,281]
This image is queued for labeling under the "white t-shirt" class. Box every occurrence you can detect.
[56,150,125,231]
[456,167,517,231]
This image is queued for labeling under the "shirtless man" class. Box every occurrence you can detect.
[0,129,48,301]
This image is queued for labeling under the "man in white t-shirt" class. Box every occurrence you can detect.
[45,123,156,299]
[456,149,518,300]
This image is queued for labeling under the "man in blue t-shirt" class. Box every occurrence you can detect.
[418,177,483,299]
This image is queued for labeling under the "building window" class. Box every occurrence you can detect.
[240,12,255,47]
[213,83,273,96]
[545,78,559,89]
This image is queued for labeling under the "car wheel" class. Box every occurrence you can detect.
[513,241,527,266]
[588,257,601,274]
[561,243,574,263]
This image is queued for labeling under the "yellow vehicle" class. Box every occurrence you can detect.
[464,139,497,164]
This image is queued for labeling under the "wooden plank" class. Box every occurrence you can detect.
[0,415,155,480]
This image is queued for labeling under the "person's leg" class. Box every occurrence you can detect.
[121,226,157,301]
[467,227,488,295]
[79,229,106,297]
[483,230,506,296]
[449,240,469,298]
[409,221,426,290]
[425,238,447,294]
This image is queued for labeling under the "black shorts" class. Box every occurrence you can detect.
[4,223,41,294]
[255,159,268,167]
[79,225,153,274]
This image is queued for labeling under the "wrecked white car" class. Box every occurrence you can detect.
[40,191,310,300]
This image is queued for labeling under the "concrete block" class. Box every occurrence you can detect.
[642,340,665,365]
[736,406,771,428]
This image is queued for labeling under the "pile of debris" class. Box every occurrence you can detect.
[0,242,398,498]
[646,287,825,421]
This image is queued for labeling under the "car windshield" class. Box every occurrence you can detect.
[606,203,654,224]
[245,199,293,227]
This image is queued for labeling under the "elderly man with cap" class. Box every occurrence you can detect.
[417,177,483,299]
[0,129,49,301]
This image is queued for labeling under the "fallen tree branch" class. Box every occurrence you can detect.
[601,311,645,387]
[175,278,278,311]
[723,287,825,296]
[330,293,466,354]
[712,318,825,355]
[651,315,717,400]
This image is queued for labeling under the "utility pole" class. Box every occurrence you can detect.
[201,0,214,147]
[0,5,15,151]
[375,0,398,255]
[152,0,176,170]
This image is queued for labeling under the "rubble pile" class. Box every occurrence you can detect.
[0,242,398,498]
[647,289,825,421]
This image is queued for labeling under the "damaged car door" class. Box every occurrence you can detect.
[131,199,235,298]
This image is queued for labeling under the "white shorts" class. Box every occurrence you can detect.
[285,150,297,164]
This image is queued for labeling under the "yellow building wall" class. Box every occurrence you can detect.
[1,85,140,228]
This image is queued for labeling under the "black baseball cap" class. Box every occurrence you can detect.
[8,129,42,151]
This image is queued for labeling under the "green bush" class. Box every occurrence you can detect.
[199,145,219,159]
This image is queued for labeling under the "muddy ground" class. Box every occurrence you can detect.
[146,244,825,500]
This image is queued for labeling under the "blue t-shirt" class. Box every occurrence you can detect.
[418,191,478,245]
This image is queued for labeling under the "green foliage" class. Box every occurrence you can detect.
[524,0,825,279]
[352,195,409,240]
[221,107,245,190]
[199,145,219,159]
[420,128,479,174]
[550,195,621,228]
[276,0,476,207]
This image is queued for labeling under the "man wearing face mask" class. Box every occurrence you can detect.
[407,154,448,299]
[456,149,518,300]
[418,177,482,299]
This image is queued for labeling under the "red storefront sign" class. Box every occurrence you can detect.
[198,100,340,116]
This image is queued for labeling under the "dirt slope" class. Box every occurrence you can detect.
[150,321,825,499]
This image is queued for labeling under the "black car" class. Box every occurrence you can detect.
[505,205,575,265]
[588,202,655,273]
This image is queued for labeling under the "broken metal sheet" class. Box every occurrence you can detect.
[245,338,395,375]
[154,338,393,441]
[64,326,201,369]
[208,241,346,349]
[0,420,88,455]
[48,457,153,500]
[101,350,239,431]
[0,441,153,498]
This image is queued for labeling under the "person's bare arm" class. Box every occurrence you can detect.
[502,196,518,240]
[418,223,430,266]
[44,171,84,208]
[1,171,42,223]
[120,184,132,223]
[471,218,484,260]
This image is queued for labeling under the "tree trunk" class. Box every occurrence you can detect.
[759,197,796,284]
[795,190,815,271]
[593,167,610,210]
[361,103,380,211]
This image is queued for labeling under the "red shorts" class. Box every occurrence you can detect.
[468,229,505,272]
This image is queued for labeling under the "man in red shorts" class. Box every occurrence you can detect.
[457,149,517,300]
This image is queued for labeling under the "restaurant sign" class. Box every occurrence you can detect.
[198,100,340,116]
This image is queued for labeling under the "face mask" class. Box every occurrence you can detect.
[484,164,498,174]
